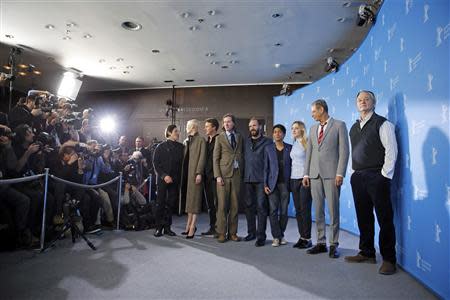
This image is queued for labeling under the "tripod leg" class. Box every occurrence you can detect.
[71,223,97,251]
[40,223,72,252]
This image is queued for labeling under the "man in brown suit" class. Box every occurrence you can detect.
[213,114,244,243]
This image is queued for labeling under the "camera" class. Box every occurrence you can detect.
[34,131,55,152]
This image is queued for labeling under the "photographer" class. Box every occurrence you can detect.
[8,95,40,130]
[12,124,55,237]
[78,119,91,143]
[0,124,32,248]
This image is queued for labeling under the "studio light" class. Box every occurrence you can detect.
[356,4,376,26]
[57,71,83,100]
[325,57,340,73]
[99,116,116,133]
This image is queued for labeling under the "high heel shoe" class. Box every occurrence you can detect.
[181,230,188,235]
[186,227,197,239]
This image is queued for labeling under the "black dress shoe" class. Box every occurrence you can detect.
[293,238,302,248]
[154,229,163,237]
[201,228,216,236]
[298,239,313,249]
[255,239,265,247]
[329,245,340,258]
[244,234,256,241]
[163,228,177,236]
[307,243,327,254]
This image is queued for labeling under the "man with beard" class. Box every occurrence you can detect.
[243,117,272,246]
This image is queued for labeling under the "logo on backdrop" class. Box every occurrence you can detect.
[446,185,450,212]
[416,251,432,272]
[337,88,344,97]
[408,52,422,73]
[351,77,358,88]
[390,76,400,91]
[435,223,441,243]
[423,4,430,23]
[431,147,438,165]
[346,66,350,75]
[427,74,433,92]
[388,23,397,42]
[436,23,450,47]
[316,86,320,94]
[413,184,428,200]
[363,64,370,76]
[331,78,335,86]
[384,60,388,73]
[400,38,405,52]
[411,119,426,135]
[371,76,375,87]
[441,105,449,123]
[407,215,412,230]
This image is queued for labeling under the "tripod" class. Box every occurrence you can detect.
[41,198,96,252]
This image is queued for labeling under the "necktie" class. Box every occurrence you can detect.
[230,133,236,149]
[318,122,327,144]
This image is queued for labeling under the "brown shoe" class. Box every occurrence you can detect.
[379,261,397,275]
[345,253,377,264]
[229,234,241,242]
[217,234,226,243]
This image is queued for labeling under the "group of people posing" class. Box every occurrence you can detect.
[152,90,398,275]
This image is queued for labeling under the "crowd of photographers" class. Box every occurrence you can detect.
[0,90,156,250]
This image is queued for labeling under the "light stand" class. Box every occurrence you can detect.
[8,47,23,112]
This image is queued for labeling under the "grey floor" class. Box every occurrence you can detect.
[0,214,437,300]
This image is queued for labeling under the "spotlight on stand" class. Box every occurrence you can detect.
[356,4,376,27]
[57,69,83,100]
[280,83,292,96]
[324,57,340,73]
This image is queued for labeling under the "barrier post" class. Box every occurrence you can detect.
[115,172,123,231]
[40,168,50,251]
[147,174,152,203]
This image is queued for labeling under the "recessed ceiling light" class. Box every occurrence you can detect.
[205,52,215,57]
[66,22,77,27]
[226,52,235,56]
[126,65,134,69]
[274,63,281,68]
[171,68,176,71]
[294,71,303,74]
[18,71,27,76]
[123,71,130,74]
[152,49,160,53]
[337,17,346,22]
[45,24,55,30]
[189,26,198,31]
[116,58,124,62]
[221,66,228,69]
[274,42,283,47]
[185,79,195,82]
[3,65,11,70]
[229,60,239,64]
[164,80,174,83]
[121,21,142,31]
[210,61,219,65]
[328,48,335,53]
[208,10,216,16]
[62,36,71,40]
[110,66,116,70]
[343,1,352,7]
[18,64,28,69]
[272,13,283,18]
[33,70,42,75]
[198,18,205,23]
[214,24,223,29]
[5,34,14,39]
[83,34,92,39]
[181,12,190,18]
[99,59,106,63]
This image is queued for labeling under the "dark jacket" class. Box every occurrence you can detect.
[264,142,292,192]
[204,134,218,179]
[244,135,273,183]
[9,105,33,130]
[152,139,184,184]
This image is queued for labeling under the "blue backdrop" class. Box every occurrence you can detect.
[274,1,449,298]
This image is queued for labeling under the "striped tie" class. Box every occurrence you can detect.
[318,122,327,144]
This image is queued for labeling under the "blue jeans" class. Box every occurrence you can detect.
[268,182,289,239]
[245,182,268,240]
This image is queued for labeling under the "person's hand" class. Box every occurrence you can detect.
[335,175,343,187]
[195,174,202,184]
[125,183,131,191]
[124,164,131,172]
[26,143,40,155]
[216,177,224,186]
[302,177,310,187]
[164,175,173,184]
[68,153,78,165]
[77,157,85,169]
[264,186,271,195]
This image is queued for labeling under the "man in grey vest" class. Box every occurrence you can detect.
[303,99,349,258]
[345,90,398,275]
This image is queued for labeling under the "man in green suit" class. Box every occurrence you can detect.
[213,114,244,243]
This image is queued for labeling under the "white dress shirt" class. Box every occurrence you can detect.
[358,111,398,179]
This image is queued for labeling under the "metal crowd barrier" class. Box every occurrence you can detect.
[0,169,153,251]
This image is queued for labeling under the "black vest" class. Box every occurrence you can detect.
[349,113,386,171]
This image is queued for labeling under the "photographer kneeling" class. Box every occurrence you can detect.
[122,151,148,206]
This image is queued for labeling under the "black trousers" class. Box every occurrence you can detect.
[204,177,217,229]
[351,170,396,264]
[155,179,179,230]
[0,186,30,232]
[290,179,312,240]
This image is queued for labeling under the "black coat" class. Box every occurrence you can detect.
[152,140,184,184]
[8,105,33,130]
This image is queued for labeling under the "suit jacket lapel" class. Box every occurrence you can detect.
[222,132,233,151]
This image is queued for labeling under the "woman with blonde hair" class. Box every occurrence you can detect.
[181,119,207,238]
[290,121,313,249]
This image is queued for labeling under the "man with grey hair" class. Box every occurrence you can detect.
[345,90,398,275]
[303,99,349,258]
